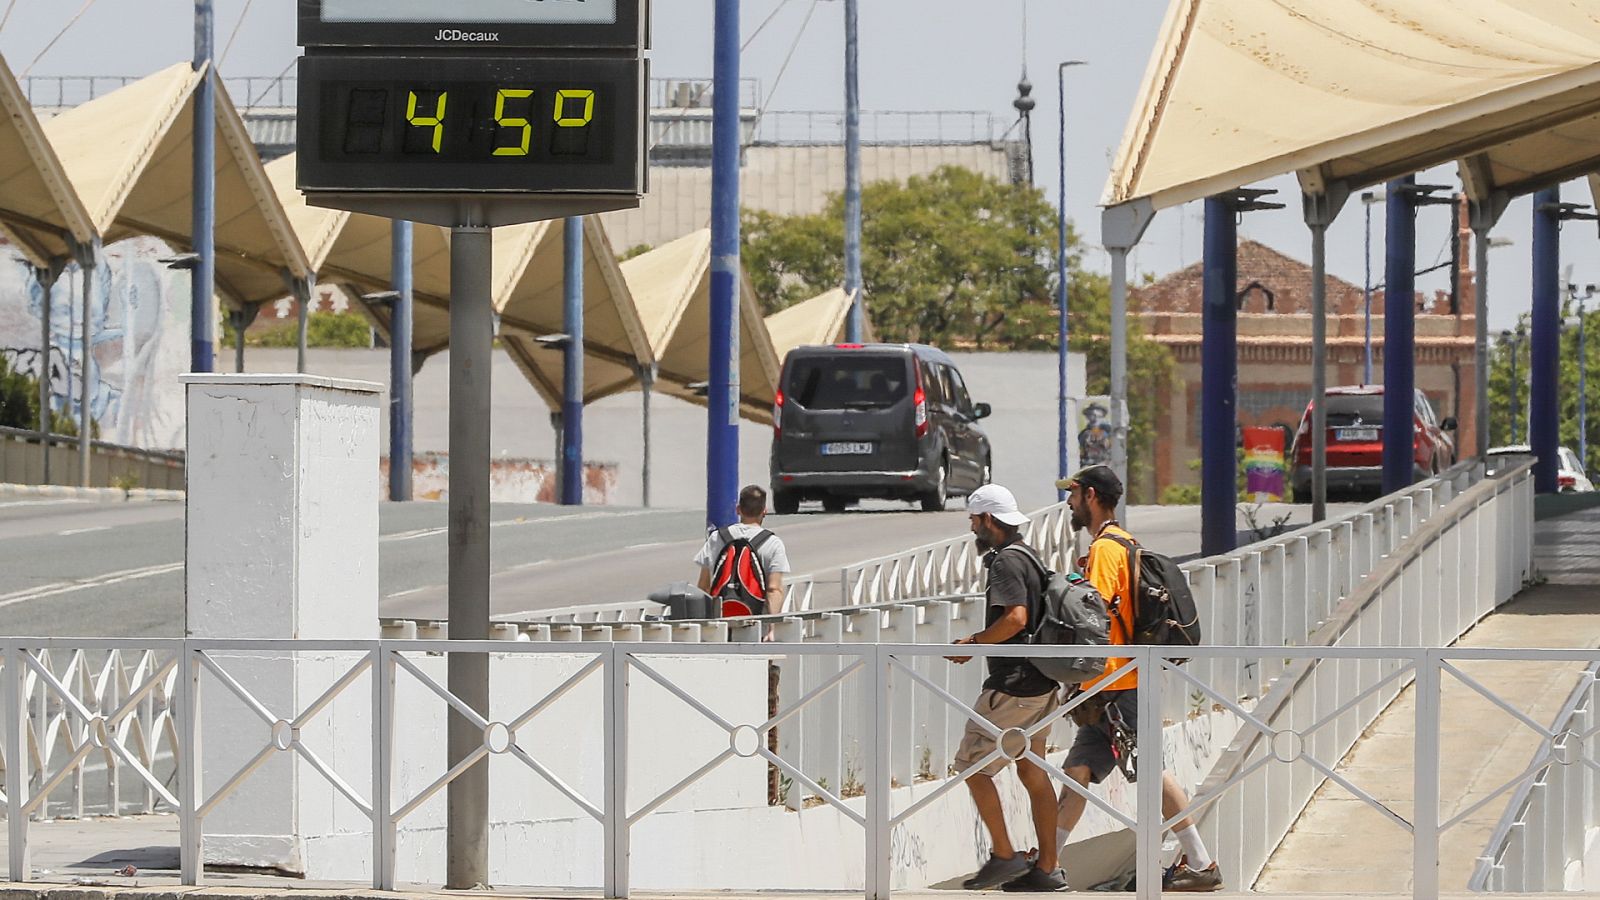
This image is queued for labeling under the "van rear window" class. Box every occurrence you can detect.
[786,356,909,410]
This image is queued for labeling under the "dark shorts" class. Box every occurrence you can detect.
[1063,689,1139,785]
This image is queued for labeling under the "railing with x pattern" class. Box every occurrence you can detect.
[0,638,1580,900]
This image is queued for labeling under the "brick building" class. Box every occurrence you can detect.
[1132,239,1478,497]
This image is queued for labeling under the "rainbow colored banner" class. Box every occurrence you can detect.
[1243,426,1287,502]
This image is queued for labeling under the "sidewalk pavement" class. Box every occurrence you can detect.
[1256,506,1600,894]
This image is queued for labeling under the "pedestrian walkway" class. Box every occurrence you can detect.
[1256,506,1600,893]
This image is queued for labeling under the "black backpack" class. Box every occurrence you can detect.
[1002,545,1111,685]
[709,527,776,617]
[1101,534,1202,654]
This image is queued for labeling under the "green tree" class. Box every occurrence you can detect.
[743,166,1058,349]
[247,311,375,349]
[1488,302,1600,473]
[0,355,36,430]
[741,165,1177,500]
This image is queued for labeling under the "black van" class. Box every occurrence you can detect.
[770,343,993,513]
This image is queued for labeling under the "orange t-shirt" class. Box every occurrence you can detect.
[1082,524,1137,691]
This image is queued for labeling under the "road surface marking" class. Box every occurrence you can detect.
[380,508,665,543]
[0,499,88,508]
[386,587,428,599]
[0,562,184,610]
[57,525,111,536]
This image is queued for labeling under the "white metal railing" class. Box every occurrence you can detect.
[518,498,1079,626]
[1193,461,1535,889]
[0,639,1583,900]
[1471,662,1600,891]
[369,465,1498,825]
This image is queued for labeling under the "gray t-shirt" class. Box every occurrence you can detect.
[694,523,792,576]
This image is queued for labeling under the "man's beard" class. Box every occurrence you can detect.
[974,530,995,552]
[1069,507,1087,530]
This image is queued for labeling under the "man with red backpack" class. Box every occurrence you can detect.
[695,485,791,621]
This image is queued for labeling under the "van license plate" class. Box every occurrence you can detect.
[821,442,874,456]
[1337,427,1378,441]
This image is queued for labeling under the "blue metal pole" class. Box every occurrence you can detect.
[1383,177,1417,495]
[707,0,741,530]
[390,221,414,502]
[1531,186,1561,494]
[191,0,215,374]
[843,0,863,343]
[1056,64,1069,501]
[1363,199,1374,384]
[1201,197,1237,556]
[561,217,585,507]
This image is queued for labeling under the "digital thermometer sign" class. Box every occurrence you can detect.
[296,0,647,223]
[297,55,642,194]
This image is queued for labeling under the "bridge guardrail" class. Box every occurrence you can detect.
[1471,660,1600,891]
[1188,460,1533,890]
[0,425,185,492]
[0,638,1580,900]
[377,463,1495,828]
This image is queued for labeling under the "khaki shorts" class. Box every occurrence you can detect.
[954,689,1062,778]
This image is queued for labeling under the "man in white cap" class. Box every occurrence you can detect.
[948,484,1068,892]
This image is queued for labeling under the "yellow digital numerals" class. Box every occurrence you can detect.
[493,89,534,157]
[406,91,448,153]
[554,89,596,128]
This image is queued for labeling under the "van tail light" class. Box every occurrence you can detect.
[773,389,784,440]
[912,367,929,439]
[1560,473,1576,489]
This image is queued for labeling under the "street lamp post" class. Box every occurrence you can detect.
[1362,191,1380,384]
[1056,60,1086,501]
[1504,326,1527,443]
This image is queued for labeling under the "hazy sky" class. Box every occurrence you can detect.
[2,0,1594,331]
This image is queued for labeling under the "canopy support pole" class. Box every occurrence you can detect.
[561,217,585,507]
[34,260,64,483]
[1532,187,1563,494]
[1101,199,1154,525]
[1303,185,1349,524]
[1468,196,1508,462]
[1201,198,1237,556]
[191,0,215,375]
[1383,177,1419,495]
[76,243,98,488]
[391,221,414,502]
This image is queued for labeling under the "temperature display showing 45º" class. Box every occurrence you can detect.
[341,83,612,161]
[297,53,643,195]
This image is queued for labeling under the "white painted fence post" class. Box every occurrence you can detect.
[5,643,29,881]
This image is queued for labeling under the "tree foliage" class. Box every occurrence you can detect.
[741,165,1177,500]
[1488,302,1600,472]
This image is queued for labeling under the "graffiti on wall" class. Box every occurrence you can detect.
[0,237,191,450]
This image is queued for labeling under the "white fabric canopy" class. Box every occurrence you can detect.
[1106,0,1600,211]
[46,63,310,305]
[0,53,96,264]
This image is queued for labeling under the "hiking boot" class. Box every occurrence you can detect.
[1163,856,1223,892]
[962,852,1033,890]
[1000,865,1069,892]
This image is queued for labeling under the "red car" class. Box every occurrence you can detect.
[1291,385,1457,499]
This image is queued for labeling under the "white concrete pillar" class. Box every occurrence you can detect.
[184,374,381,877]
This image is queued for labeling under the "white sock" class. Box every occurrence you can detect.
[1175,825,1212,870]
[1057,828,1071,856]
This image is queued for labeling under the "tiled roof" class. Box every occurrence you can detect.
[1133,239,1373,316]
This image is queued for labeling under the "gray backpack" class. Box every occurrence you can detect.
[1005,545,1111,685]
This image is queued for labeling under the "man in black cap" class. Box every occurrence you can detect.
[1052,465,1223,892]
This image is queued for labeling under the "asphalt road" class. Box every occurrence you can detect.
[0,497,1359,639]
